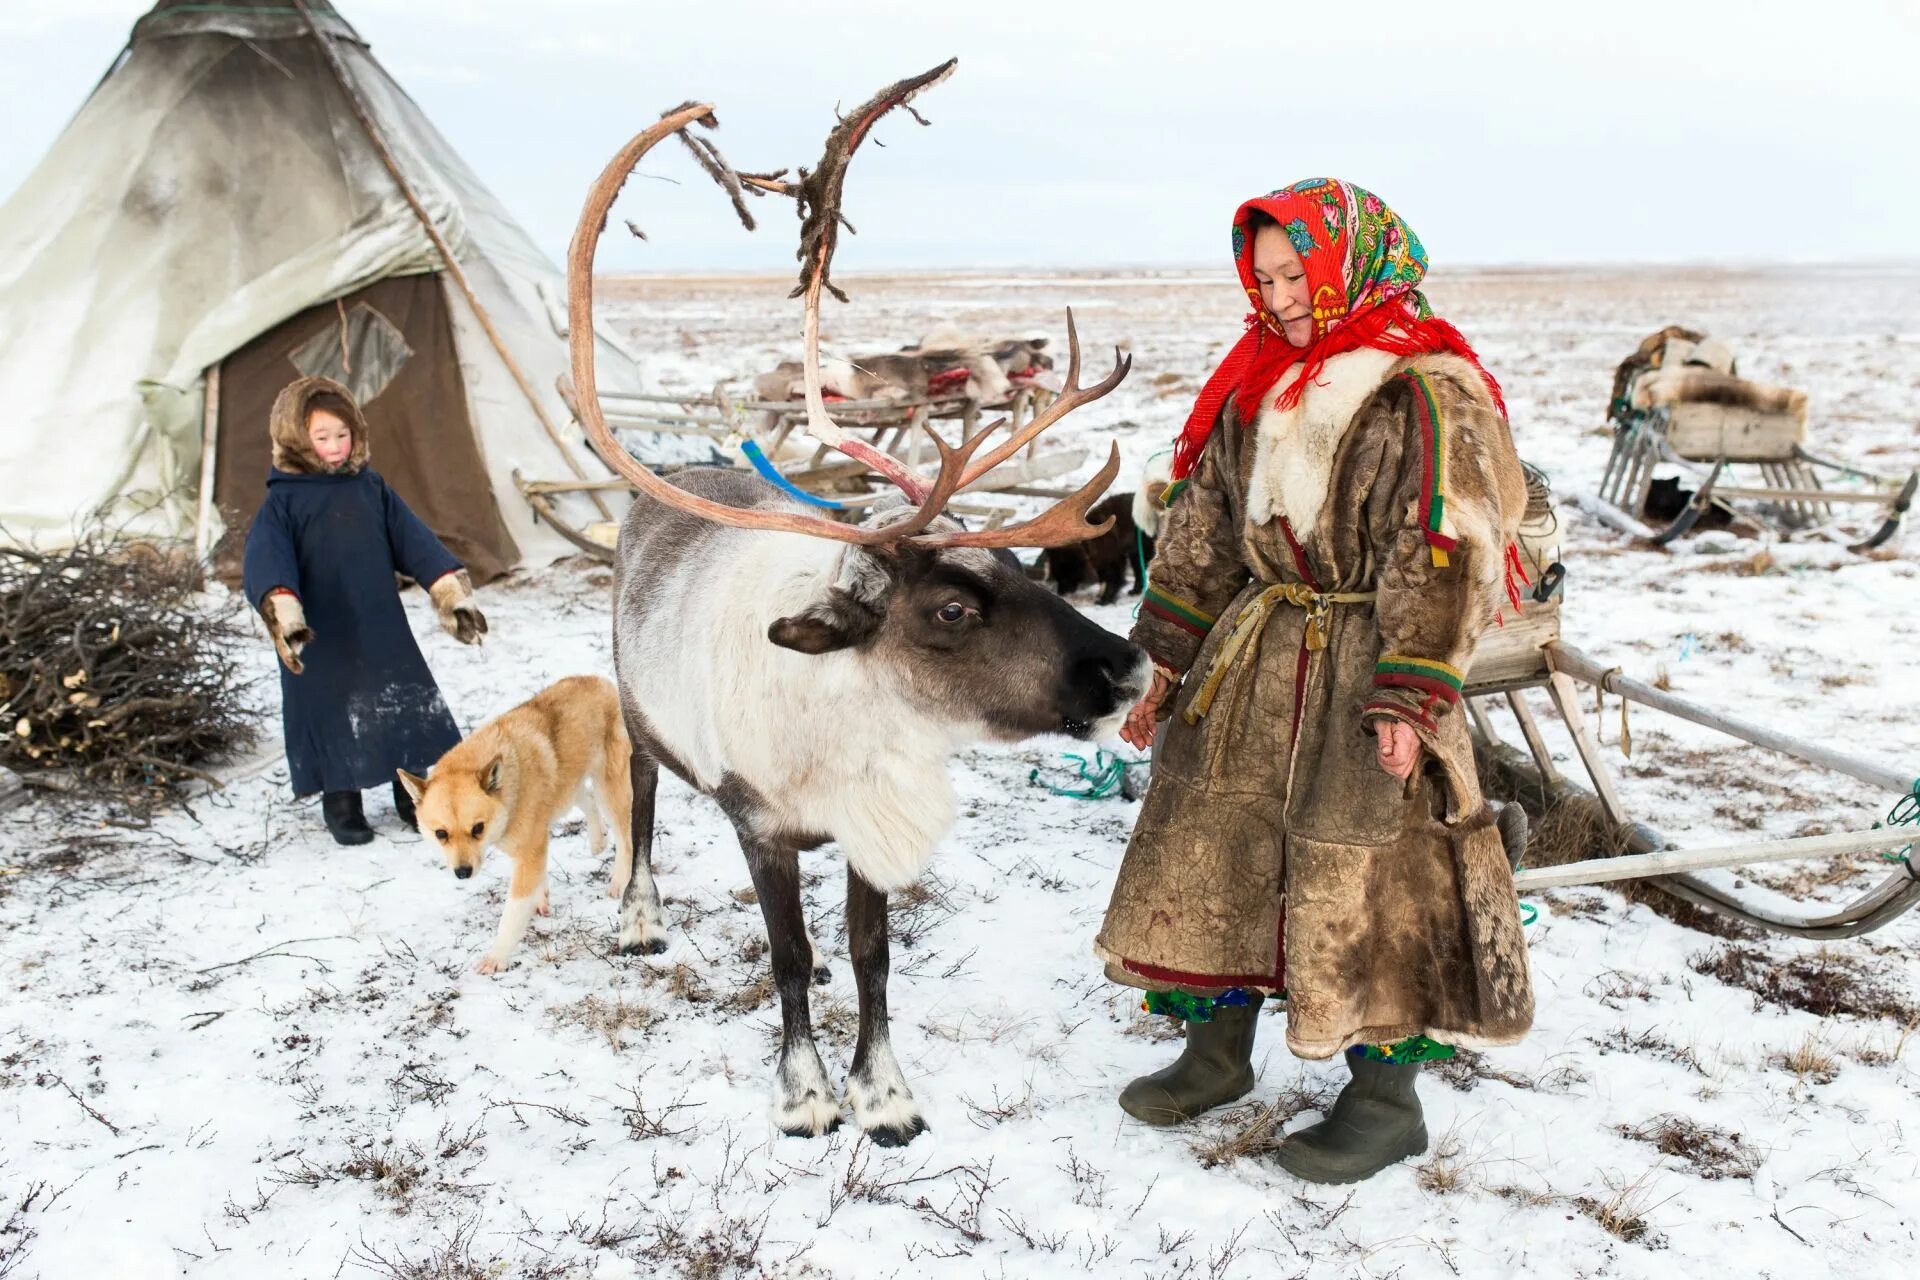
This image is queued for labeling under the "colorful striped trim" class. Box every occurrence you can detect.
[1400,370,1455,568]
[1349,1035,1455,1064]
[1363,697,1438,734]
[1374,654,1464,704]
[1160,477,1189,507]
[1141,585,1215,638]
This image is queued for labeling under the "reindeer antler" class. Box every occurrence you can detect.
[786,60,957,504]
[567,74,1133,552]
[568,104,912,546]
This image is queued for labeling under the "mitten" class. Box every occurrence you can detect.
[428,570,489,645]
[262,590,312,674]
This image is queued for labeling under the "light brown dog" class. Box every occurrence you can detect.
[399,675,634,974]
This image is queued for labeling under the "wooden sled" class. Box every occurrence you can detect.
[1595,331,1916,552]
[1463,600,1919,939]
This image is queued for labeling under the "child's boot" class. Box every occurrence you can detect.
[391,779,418,832]
[322,790,375,846]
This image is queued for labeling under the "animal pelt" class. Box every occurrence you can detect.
[1132,453,1175,540]
[1632,367,1807,419]
[1609,325,1705,418]
[1036,493,1152,605]
[1245,347,1404,532]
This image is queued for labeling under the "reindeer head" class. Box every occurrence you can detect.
[763,504,1148,741]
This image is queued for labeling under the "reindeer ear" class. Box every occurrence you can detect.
[396,769,428,803]
[768,591,882,656]
[480,757,503,794]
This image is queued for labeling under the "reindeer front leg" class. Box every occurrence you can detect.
[845,869,926,1146]
[615,748,669,955]
[743,834,839,1138]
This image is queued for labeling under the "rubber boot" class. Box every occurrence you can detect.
[1274,1052,1428,1184]
[391,778,418,832]
[1118,994,1263,1126]
[321,790,375,846]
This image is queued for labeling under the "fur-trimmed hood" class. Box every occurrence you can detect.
[268,375,371,474]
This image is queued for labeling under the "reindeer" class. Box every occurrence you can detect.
[566,67,1149,1147]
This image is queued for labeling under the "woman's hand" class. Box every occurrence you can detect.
[1373,719,1420,779]
[1120,669,1173,751]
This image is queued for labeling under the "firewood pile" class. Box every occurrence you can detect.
[0,533,256,808]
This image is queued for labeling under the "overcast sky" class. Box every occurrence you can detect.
[5,0,1918,273]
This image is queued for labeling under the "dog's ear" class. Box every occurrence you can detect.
[480,757,503,794]
[396,769,428,803]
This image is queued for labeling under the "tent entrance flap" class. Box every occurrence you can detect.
[211,274,519,588]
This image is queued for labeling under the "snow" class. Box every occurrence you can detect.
[3,265,1919,1278]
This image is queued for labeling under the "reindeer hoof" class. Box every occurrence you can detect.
[774,1095,842,1138]
[865,1116,929,1148]
[618,935,670,957]
[812,963,832,986]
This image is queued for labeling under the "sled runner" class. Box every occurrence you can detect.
[1595,327,1916,551]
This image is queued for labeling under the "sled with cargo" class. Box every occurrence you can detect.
[1593,326,1916,551]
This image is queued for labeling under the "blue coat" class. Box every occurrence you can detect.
[242,466,464,797]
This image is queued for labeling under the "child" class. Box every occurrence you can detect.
[242,376,489,845]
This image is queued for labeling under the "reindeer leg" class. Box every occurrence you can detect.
[616,746,669,955]
[844,868,925,1146]
[745,835,840,1138]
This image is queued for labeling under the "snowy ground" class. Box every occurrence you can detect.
[3,265,1919,1279]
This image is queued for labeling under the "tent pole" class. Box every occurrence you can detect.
[289,0,613,523]
[194,363,221,561]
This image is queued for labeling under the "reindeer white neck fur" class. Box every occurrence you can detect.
[617,523,965,892]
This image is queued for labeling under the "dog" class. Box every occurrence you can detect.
[398,675,634,974]
[1036,492,1153,604]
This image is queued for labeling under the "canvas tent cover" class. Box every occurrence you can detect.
[0,0,679,574]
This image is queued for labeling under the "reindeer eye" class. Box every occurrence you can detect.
[470,822,485,839]
[434,830,448,843]
[935,601,973,624]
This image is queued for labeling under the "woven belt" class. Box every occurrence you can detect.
[1185,582,1377,723]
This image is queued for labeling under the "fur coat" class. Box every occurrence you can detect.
[242,377,463,797]
[1095,350,1535,1058]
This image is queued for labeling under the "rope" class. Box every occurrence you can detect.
[1873,779,1920,870]
[1028,748,1149,801]
[739,440,844,509]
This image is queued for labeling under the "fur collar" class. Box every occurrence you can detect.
[1245,347,1403,532]
[268,374,371,474]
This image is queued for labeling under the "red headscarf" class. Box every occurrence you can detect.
[1171,178,1505,481]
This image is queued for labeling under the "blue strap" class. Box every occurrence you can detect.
[740,440,844,511]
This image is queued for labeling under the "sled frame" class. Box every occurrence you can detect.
[1465,639,1920,940]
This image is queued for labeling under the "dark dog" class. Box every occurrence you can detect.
[1035,493,1153,605]
[1643,476,1735,531]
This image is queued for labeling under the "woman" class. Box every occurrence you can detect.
[1097,179,1534,1185]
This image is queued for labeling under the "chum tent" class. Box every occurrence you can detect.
[0,0,678,583]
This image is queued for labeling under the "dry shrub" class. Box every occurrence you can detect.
[546,994,660,1050]
[0,531,255,808]
[1191,1074,1339,1168]
[1769,1033,1840,1084]
[1619,1114,1760,1180]
[1690,944,1920,1024]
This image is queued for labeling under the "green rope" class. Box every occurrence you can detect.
[1029,749,1149,801]
[1872,779,1920,865]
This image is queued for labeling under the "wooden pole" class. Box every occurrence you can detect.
[193,363,221,559]
[1514,826,1914,891]
[1547,643,1913,795]
[288,0,612,522]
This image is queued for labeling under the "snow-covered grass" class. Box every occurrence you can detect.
[3,266,1918,1279]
